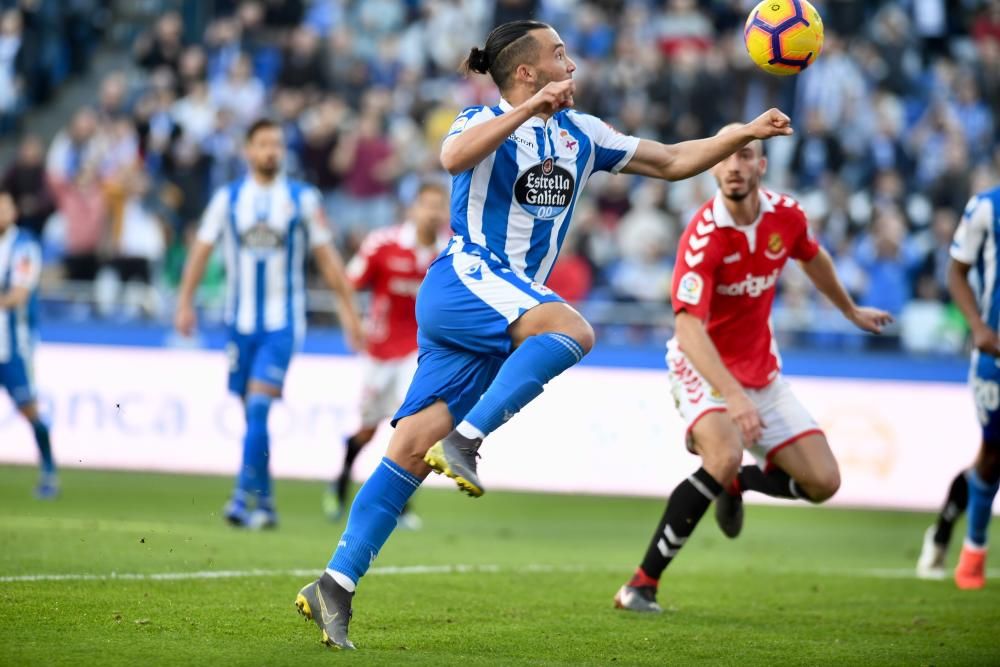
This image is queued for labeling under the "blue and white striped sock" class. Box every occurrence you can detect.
[327,457,421,590]
[459,332,585,438]
[966,469,1000,548]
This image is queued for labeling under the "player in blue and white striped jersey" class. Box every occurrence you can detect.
[0,189,57,498]
[175,118,363,530]
[296,20,794,648]
[918,186,1000,589]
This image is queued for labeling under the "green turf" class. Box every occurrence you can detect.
[0,465,997,666]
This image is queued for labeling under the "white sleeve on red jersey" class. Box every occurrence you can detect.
[780,195,820,262]
[195,188,229,245]
[951,194,994,265]
[300,186,334,249]
[671,207,722,320]
[10,238,41,290]
[346,232,384,289]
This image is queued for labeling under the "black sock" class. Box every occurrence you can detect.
[336,435,365,502]
[638,467,723,580]
[933,470,969,545]
[738,465,806,500]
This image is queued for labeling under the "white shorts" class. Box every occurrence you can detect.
[359,352,419,428]
[665,338,822,469]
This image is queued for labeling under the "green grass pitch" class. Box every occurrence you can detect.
[0,465,997,666]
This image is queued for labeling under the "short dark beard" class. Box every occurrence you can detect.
[255,163,280,180]
[723,188,750,202]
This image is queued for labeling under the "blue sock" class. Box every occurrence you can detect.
[966,469,1000,548]
[237,394,272,502]
[328,457,420,584]
[461,332,584,437]
[31,419,55,475]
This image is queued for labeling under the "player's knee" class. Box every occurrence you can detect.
[700,443,741,486]
[802,468,841,503]
[565,318,595,354]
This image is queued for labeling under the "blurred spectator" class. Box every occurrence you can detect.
[2,135,54,239]
[50,162,107,282]
[277,25,327,92]
[134,12,185,75]
[45,108,99,184]
[0,9,24,133]
[173,80,217,143]
[332,108,399,235]
[209,53,266,129]
[855,208,921,316]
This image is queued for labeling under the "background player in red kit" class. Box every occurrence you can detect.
[614,125,894,613]
[324,182,449,524]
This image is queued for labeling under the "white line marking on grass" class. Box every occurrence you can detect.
[2,564,997,584]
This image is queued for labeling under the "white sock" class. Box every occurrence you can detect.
[326,568,356,592]
[455,421,485,440]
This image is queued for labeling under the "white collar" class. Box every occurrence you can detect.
[711,189,776,229]
[397,221,417,249]
[498,98,514,113]
[497,97,553,125]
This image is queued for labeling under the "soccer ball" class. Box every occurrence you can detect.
[744,0,824,76]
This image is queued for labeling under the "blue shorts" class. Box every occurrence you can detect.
[392,242,564,426]
[226,327,296,397]
[972,351,1000,443]
[0,353,36,407]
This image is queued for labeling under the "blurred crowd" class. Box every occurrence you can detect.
[4,0,1000,352]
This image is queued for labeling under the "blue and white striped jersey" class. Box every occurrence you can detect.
[445,99,640,283]
[0,227,41,363]
[197,176,332,336]
[952,186,1000,376]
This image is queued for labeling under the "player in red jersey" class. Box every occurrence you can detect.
[324,182,449,524]
[614,125,894,613]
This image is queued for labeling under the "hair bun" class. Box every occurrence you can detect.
[468,47,490,74]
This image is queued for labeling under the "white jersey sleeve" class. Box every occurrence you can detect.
[441,106,497,148]
[300,185,333,249]
[196,188,230,245]
[9,238,41,290]
[952,194,994,265]
[567,111,640,174]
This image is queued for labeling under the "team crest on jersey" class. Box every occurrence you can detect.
[559,129,578,152]
[764,232,786,260]
[514,159,575,220]
[242,222,285,253]
[676,271,704,305]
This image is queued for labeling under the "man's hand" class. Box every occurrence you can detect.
[725,388,764,446]
[847,306,894,335]
[175,301,197,337]
[746,108,793,139]
[524,80,575,116]
[971,323,1000,355]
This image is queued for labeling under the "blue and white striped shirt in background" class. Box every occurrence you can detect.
[0,227,41,363]
[197,176,332,337]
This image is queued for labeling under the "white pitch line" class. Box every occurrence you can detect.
[2,564,998,584]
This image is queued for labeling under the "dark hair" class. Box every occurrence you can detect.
[462,20,549,90]
[245,117,281,142]
[415,180,447,197]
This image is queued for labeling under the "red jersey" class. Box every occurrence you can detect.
[347,223,438,360]
[671,189,820,388]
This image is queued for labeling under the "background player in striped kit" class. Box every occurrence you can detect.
[323,181,449,527]
[614,128,892,613]
[175,118,363,530]
[0,189,56,499]
[295,20,796,649]
[917,186,1000,590]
